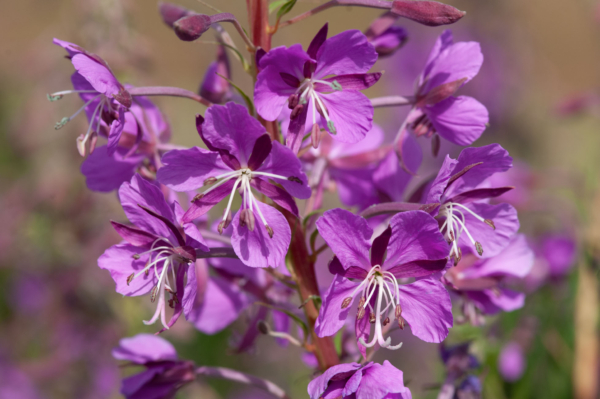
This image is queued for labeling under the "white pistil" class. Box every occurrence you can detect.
[355,265,403,351]
[293,77,338,134]
[438,202,493,258]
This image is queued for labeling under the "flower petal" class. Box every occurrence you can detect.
[465,234,534,279]
[398,278,453,343]
[373,134,421,202]
[320,90,373,143]
[329,166,379,210]
[157,147,230,192]
[257,141,311,199]
[316,209,372,270]
[231,202,291,268]
[98,243,157,296]
[315,30,378,78]
[182,179,236,223]
[315,274,360,337]
[251,178,299,216]
[466,288,525,313]
[357,361,408,398]
[425,96,489,146]
[112,333,178,363]
[81,146,145,193]
[71,53,122,97]
[425,154,458,203]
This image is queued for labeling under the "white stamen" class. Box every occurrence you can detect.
[222,177,243,222]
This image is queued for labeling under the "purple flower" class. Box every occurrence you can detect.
[402,30,488,150]
[301,124,391,210]
[112,334,195,399]
[540,235,577,278]
[98,174,209,330]
[52,39,131,156]
[425,144,519,261]
[498,341,525,382]
[199,44,232,104]
[444,234,534,320]
[437,342,480,399]
[81,94,171,192]
[369,26,408,57]
[315,209,452,353]
[307,361,412,399]
[254,23,380,153]
[157,102,311,268]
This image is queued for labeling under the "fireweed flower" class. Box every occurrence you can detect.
[444,234,534,324]
[112,333,195,399]
[157,102,311,268]
[315,209,452,352]
[52,39,131,156]
[99,175,209,330]
[406,30,488,148]
[254,23,380,153]
[81,94,171,192]
[301,124,391,210]
[425,144,519,262]
[307,361,412,399]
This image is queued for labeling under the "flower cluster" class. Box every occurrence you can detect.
[46,1,572,398]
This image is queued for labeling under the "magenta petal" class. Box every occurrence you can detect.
[398,278,453,343]
[316,209,372,270]
[157,147,231,192]
[383,211,448,273]
[357,361,408,398]
[319,73,382,91]
[467,288,525,313]
[329,166,379,210]
[183,222,209,252]
[106,107,126,155]
[247,134,272,171]
[110,221,159,247]
[426,96,489,146]
[257,141,311,199]
[231,202,291,268]
[182,179,236,223]
[118,175,176,239]
[181,260,201,320]
[315,275,360,337]
[425,154,458,203]
[307,362,361,399]
[466,234,534,279]
[314,30,378,78]
[98,243,157,296]
[255,44,311,121]
[203,103,267,166]
[112,333,178,363]
[71,53,122,97]
[373,134,421,202]
[387,259,448,279]
[81,146,145,193]
[447,187,514,204]
[458,202,519,258]
[187,275,250,334]
[320,91,373,143]
[251,178,299,216]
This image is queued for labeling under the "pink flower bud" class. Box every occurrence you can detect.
[173,14,212,41]
[391,0,466,26]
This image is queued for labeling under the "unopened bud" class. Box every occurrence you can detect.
[126,273,135,286]
[341,297,352,309]
[200,45,231,104]
[265,224,274,239]
[484,219,495,230]
[431,134,440,157]
[369,312,376,324]
[391,0,466,27]
[150,285,159,302]
[192,193,204,202]
[204,177,217,186]
[173,14,212,41]
[475,241,483,256]
[257,320,270,334]
[55,117,70,130]
[371,26,408,57]
[159,2,192,28]
[395,304,402,319]
[311,123,321,149]
[239,209,256,231]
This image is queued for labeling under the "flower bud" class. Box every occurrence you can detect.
[391,0,466,27]
[199,45,231,104]
[174,14,212,41]
[159,2,192,27]
[370,26,408,57]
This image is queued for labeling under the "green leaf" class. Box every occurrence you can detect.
[334,330,343,356]
[255,302,309,339]
[215,73,255,115]
[276,0,297,20]
[302,209,324,230]
[309,228,319,254]
[269,0,288,13]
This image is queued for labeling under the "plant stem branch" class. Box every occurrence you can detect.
[196,366,292,399]
[279,0,393,29]
[129,86,212,107]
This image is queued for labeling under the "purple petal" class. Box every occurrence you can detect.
[370,226,392,266]
[307,362,361,399]
[255,44,311,121]
[421,33,483,93]
[329,166,379,210]
[247,134,272,171]
[382,211,448,274]
[318,73,382,91]
[157,147,230,192]
[182,179,236,222]
[373,134,421,202]
[498,342,525,382]
[251,178,299,216]
[371,26,408,57]
[71,53,122,97]
[425,154,458,203]
[457,202,519,259]
[106,106,126,155]
[466,288,525,313]
[98,243,157,296]
[110,221,159,247]
[285,102,308,155]
[320,90,373,143]
[203,103,267,166]
[118,175,176,239]
[187,275,250,334]
[357,361,408,398]
[398,278,453,343]
[448,187,514,204]
[307,23,329,59]
[112,333,178,363]
[316,209,372,270]
[314,30,378,78]
[326,123,384,159]
[81,146,145,193]
[355,307,371,359]
[315,275,360,337]
[425,96,489,146]
[465,234,534,279]
[444,144,513,200]
[182,259,202,319]
[231,202,291,268]
[257,141,311,199]
[183,222,209,252]
[422,30,454,81]
[387,259,448,279]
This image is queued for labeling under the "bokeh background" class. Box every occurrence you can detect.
[1,0,599,398]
